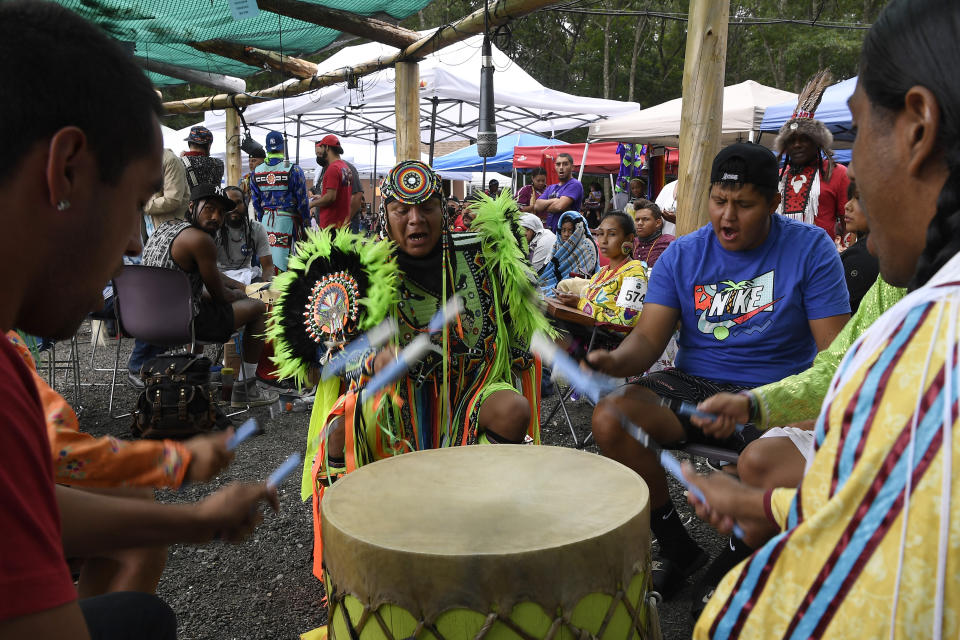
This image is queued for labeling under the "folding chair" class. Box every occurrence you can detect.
[109,265,247,419]
[542,319,632,449]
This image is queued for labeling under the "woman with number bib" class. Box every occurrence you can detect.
[555,211,648,327]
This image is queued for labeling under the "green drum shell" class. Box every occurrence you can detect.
[321,446,654,639]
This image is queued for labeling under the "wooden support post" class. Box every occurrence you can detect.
[225,108,242,186]
[395,61,421,162]
[675,0,729,236]
[163,0,564,114]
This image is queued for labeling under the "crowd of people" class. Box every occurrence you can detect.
[4,0,960,638]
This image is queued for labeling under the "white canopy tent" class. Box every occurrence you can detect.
[196,32,639,162]
[588,80,796,147]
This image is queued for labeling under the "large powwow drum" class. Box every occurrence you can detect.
[321,446,660,640]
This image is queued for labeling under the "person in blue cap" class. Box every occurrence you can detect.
[249,131,310,273]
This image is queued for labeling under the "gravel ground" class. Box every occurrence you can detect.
[56,320,726,640]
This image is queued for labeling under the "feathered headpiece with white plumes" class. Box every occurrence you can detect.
[774,68,835,155]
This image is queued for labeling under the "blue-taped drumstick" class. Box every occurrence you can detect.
[226,419,258,452]
[672,400,746,434]
[427,295,465,333]
[267,453,302,490]
[361,333,434,397]
[530,331,746,539]
[615,415,747,539]
[322,319,398,380]
[530,333,617,404]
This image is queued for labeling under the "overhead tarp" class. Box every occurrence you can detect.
[513,143,679,175]
[760,76,857,145]
[588,80,796,148]
[56,0,433,87]
[200,33,640,149]
[432,133,563,174]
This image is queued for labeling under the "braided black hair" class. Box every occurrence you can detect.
[860,0,960,290]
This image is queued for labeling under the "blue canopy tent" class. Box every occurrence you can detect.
[432,133,563,174]
[760,76,858,145]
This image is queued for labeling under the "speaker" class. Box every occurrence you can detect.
[477,36,497,158]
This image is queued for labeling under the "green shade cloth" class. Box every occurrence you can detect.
[55,0,432,86]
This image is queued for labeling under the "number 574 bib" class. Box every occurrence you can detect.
[615,277,647,311]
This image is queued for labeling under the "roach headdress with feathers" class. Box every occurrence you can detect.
[774,69,835,155]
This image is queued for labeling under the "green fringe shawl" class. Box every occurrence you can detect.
[265,229,400,387]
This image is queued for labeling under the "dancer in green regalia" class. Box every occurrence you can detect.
[268,161,552,578]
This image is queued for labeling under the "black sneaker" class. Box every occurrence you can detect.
[651,547,709,599]
[126,370,145,390]
[689,536,754,620]
[690,583,716,621]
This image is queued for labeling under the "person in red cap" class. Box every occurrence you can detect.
[310,134,352,229]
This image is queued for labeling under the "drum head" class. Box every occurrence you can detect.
[322,445,650,620]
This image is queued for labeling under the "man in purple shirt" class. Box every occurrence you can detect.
[534,152,584,231]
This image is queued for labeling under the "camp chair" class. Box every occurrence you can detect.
[107,265,248,419]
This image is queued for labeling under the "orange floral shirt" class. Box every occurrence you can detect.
[7,332,191,488]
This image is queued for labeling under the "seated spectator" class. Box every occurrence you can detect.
[486,178,501,197]
[217,186,274,284]
[612,176,647,212]
[555,211,647,327]
[516,168,547,214]
[538,212,599,293]
[838,167,878,312]
[582,180,605,227]
[519,213,556,274]
[586,143,850,598]
[631,199,675,269]
[136,184,280,408]
[0,5,277,637]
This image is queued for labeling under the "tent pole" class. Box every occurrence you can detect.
[428,96,439,165]
[577,140,590,182]
[372,129,379,215]
[482,157,487,192]
[295,114,302,165]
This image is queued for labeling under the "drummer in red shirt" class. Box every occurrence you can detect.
[310,135,353,229]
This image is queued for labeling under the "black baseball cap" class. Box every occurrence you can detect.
[710,143,779,191]
[190,184,234,210]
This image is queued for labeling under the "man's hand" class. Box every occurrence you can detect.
[183,430,235,484]
[586,349,617,375]
[372,345,398,375]
[690,392,751,440]
[681,462,778,548]
[194,482,279,544]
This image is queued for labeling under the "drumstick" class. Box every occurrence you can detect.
[360,333,435,397]
[226,418,259,452]
[530,332,747,539]
[322,296,462,381]
[267,452,302,490]
[670,400,746,434]
[322,319,397,380]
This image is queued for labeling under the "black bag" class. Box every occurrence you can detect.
[131,353,232,440]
